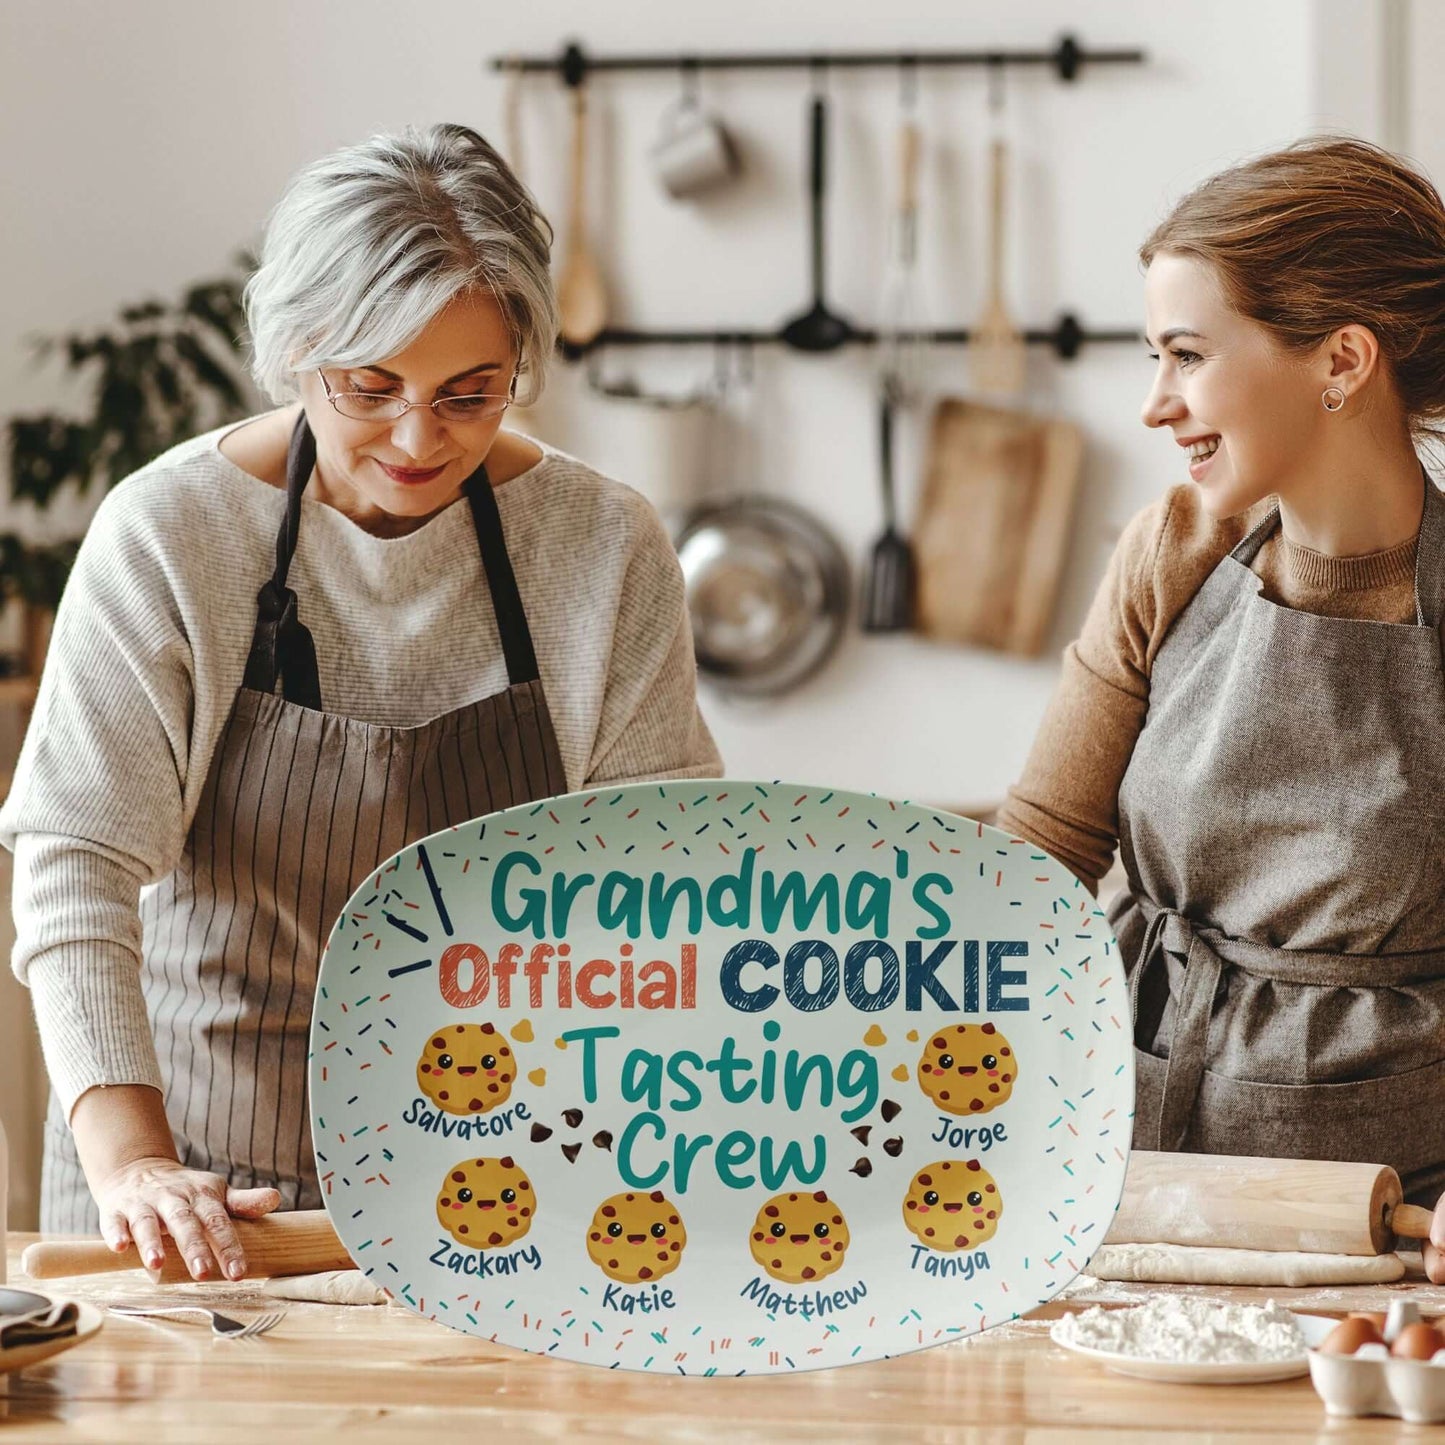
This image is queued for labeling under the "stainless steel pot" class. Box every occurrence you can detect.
[675,495,850,697]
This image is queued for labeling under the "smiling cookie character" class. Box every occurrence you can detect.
[417,1022,516,1115]
[903,1159,1002,1251]
[585,1190,688,1284]
[748,1190,851,1285]
[436,1156,535,1249]
[916,1021,1016,1115]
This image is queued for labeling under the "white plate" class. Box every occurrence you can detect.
[1051,1310,1338,1384]
[0,1300,103,1375]
[311,780,1134,1374]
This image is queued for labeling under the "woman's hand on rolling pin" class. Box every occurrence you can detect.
[1424,1195,1445,1284]
[95,1156,280,1282]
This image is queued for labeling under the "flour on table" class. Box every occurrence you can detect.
[1088,1242,1404,1286]
[1053,1296,1305,1363]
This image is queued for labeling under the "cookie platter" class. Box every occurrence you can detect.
[310,780,1133,1374]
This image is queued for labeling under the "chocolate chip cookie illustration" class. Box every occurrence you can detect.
[916,1022,1015,1115]
[417,1022,516,1114]
[748,1191,851,1284]
[436,1156,535,1249]
[585,1191,688,1284]
[903,1159,1001,1251]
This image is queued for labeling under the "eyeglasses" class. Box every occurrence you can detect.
[318,369,516,424]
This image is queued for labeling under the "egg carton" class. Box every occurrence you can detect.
[1308,1299,1445,1424]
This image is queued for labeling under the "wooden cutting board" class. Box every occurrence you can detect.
[913,397,1085,655]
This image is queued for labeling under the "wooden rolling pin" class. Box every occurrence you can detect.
[20,1152,1439,1280]
[22,1210,350,1284]
[1105,1151,1436,1257]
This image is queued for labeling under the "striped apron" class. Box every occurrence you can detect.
[1109,470,1445,1208]
[42,416,567,1230]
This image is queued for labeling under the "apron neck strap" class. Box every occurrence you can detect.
[241,412,323,708]
[242,413,542,707]
[465,462,540,687]
[1230,470,1445,630]
[1411,469,1445,630]
[1229,504,1282,569]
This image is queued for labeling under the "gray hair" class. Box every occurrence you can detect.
[244,123,557,405]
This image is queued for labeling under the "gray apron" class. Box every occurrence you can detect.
[42,416,566,1231]
[1109,471,1445,1208]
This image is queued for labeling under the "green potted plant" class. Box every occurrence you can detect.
[3,263,257,624]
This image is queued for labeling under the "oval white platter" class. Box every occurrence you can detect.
[310,780,1132,1374]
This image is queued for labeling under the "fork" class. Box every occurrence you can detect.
[109,1305,285,1339]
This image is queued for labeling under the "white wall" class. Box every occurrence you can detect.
[0,0,1355,808]
[1,0,1420,1231]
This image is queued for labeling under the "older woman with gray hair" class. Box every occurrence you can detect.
[0,123,721,1278]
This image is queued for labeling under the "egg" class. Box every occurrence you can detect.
[1391,1322,1444,1361]
[1319,1316,1384,1355]
[1346,1311,1387,1332]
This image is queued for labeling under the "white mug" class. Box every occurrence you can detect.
[651,97,740,200]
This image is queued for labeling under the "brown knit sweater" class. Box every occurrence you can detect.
[994,483,1421,892]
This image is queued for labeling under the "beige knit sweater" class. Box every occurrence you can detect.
[0,423,722,1116]
[995,483,1421,891]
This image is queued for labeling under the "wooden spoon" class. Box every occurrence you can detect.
[969,137,1027,398]
[557,82,608,349]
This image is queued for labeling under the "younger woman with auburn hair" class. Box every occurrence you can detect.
[996,138,1445,1278]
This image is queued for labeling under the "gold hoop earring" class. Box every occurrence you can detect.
[1322,386,1346,412]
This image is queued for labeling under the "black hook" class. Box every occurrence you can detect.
[899,55,919,111]
[986,57,1006,114]
[1051,314,1084,360]
[560,42,587,89]
[1054,35,1082,82]
[680,56,701,105]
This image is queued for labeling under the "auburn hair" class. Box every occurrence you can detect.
[1141,137,1445,438]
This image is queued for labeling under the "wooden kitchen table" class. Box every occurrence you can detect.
[1,1234,1434,1441]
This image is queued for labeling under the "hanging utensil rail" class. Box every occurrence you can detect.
[591,316,1139,359]
[494,36,1144,83]
[504,37,1147,359]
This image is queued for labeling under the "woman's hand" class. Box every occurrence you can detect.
[70,1082,279,1281]
[1425,1194,1445,1284]
[92,1155,280,1281]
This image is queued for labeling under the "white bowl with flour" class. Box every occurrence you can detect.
[1051,1296,1337,1384]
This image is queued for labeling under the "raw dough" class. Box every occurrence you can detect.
[1086,1242,1404,1287]
[259,1271,389,1305]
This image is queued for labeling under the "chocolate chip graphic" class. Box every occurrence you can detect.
[592,1130,613,1151]
[850,1125,872,1146]
[561,1142,582,1163]
[529,1123,553,1143]
[563,1108,584,1128]
[849,1157,872,1178]
[881,1099,902,1123]
[883,1136,904,1157]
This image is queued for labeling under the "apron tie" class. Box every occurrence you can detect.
[1125,894,1445,1152]
[1129,906,1220,1151]
[242,577,323,711]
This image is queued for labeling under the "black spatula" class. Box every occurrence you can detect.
[861,388,915,631]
